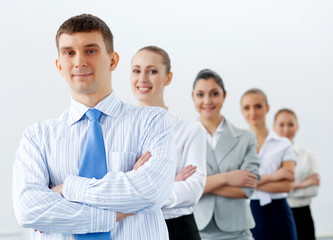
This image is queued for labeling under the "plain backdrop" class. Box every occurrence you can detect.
[1,0,332,238]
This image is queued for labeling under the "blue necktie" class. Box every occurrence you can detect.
[77,109,110,240]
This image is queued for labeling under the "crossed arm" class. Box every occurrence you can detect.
[204,134,260,199]
[257,160,295,193]
[13,112,175,233]
[292,174,320,190]
[204,170,258,198]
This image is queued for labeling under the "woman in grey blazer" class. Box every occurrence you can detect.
[192,69,260,240]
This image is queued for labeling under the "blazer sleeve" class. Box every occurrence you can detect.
[240,131,260,198]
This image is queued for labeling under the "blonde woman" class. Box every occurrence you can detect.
[130,46,206,240]
[240,88,297,240]
[274,108,319,240]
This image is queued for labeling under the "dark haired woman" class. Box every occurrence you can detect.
[274,108,319,240]
[240,89,297,240]
[192,69,260,240]
[130,46,206,240]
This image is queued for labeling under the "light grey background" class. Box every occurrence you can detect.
[1,0,332,239]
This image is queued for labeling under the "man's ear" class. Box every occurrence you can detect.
[165,72,173,86]
[109,52,120,71]
[55,58,64,76]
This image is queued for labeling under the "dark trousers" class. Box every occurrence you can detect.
[292,205,316,240]
[250,199,297,240]
[165,214,201,240]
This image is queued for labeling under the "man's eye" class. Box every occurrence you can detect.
[196,93,203,97]
[64,51,73,56]
[132,69,140,74]
[87,49,96,54]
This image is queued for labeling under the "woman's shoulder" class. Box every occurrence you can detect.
[267,131,292,147]
[294,144,316,159]
[174,118,205,137]
[224,118,255,140]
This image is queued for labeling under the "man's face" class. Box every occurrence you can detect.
[56,31,118,102]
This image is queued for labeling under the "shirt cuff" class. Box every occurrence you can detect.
[63,175,91,202]
[90,207,117,232]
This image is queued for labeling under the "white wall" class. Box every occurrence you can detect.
[1,0,332,238]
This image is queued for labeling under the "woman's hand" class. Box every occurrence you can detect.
[175,165,197,181]
[271,168,294,182]
[293,174,320,190]
[225,170,258,188]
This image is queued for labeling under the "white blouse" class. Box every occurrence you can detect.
[251,131,297,206]
[205,118,224,149]
[162,112,207,219]
[287,145,319,208]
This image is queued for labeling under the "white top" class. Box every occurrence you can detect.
[205,118,224,149]
[162,112,207,219]
[287,145,319,208]
[13,92,176,240]
[251,131,297,206]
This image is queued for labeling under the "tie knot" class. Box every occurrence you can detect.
[85,109,102,121]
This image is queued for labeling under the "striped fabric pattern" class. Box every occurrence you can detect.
[13,92,176,240]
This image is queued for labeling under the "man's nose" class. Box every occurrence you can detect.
[74,54,88,68]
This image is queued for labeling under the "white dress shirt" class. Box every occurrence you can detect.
[205,118,224,149]
[13,92,176,240]
[251,131,297,206]
[287,145,319,208]
[162,113,206,219]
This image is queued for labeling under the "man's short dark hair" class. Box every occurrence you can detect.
[56,13,114,53]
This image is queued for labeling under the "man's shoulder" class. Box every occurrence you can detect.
[120,102,168,121]
[24,110,69,138]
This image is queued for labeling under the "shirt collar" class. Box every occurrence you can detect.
[293,144,300,156]
[199,117,224,135]
[68,91,122,125]
[215,118,224,134]
[265,130,280,142]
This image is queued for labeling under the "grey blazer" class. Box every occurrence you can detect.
[193,118,260,232]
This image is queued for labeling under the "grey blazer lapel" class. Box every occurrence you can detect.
[214,119,240,165]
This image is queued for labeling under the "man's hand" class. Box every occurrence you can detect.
[175,165,197,181]
[225,170,258,188]
[116,212,135,221]
[51,184,63,196]
[133,151,151,170]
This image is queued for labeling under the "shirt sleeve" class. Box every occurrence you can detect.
[241,131,261,198]
[13,125,116,234]
[307,150,319,175]
[162,123,206,209]
[282,141,297,163]
[62,110,176,213]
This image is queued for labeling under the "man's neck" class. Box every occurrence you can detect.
[72,90,112,108]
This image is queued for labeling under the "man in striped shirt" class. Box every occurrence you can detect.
[13,14,175,239]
